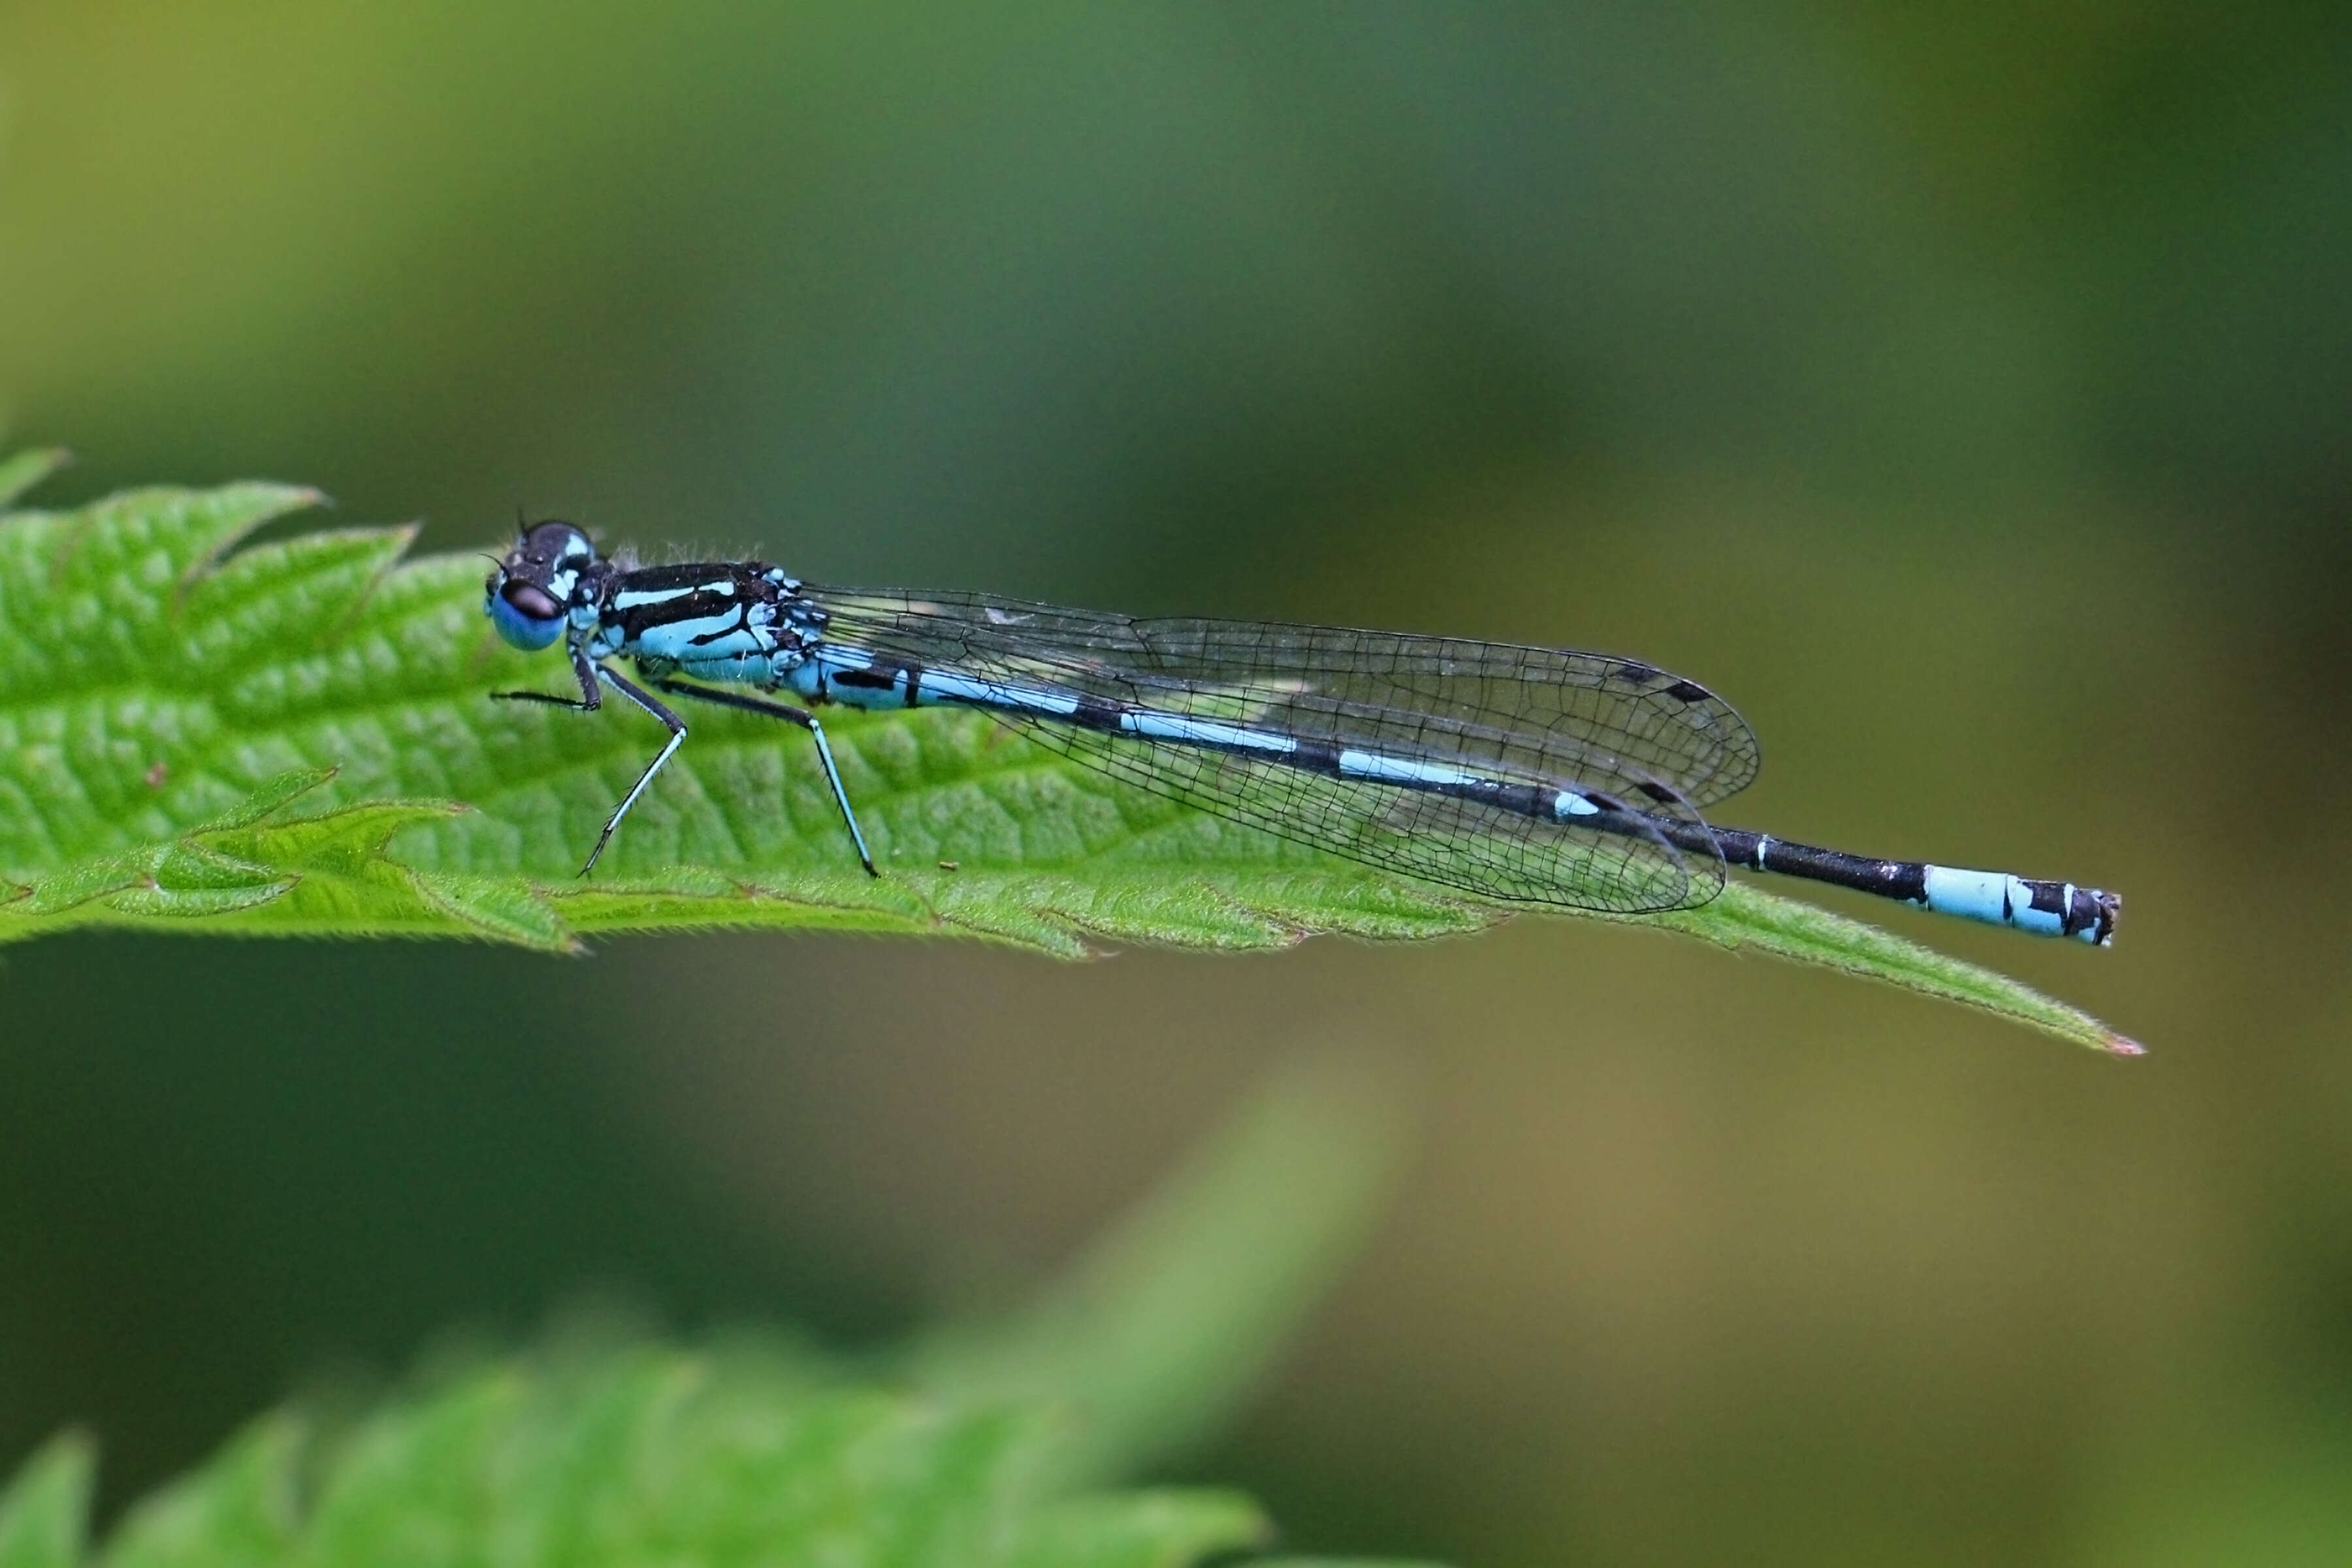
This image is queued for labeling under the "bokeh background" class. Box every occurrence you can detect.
[3,4,2349,1562]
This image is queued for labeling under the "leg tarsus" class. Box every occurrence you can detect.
[491,689,594,711]
[491,645,604,712]
[807,718,878,876]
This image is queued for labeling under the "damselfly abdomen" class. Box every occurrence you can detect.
[483,521,2119,946]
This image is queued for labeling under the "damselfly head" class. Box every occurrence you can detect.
[485,520,600,650]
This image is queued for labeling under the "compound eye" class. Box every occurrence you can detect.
[502,581,564,621]
[488,577,568,650]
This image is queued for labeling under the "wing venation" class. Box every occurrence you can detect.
[806,586,1753,912]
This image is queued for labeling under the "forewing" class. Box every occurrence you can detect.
[811,590,1758,803]
[808,588,1743,912]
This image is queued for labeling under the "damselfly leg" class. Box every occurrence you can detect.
[652,679,877,876]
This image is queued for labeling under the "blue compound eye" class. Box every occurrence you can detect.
[489,578,568,650]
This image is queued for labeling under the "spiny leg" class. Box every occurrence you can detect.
[581,666,688,876]
[652,679,878,876]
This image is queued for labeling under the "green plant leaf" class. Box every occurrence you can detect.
[2,1061,1423,1567]
[0,1437,90,1568]
[101,1416,300,1568]
[0,449,72,512]
[31,1346,1273,1568]
[0,460,2135,1051]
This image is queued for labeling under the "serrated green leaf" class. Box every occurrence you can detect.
[0,1436,91,1568]
[103,1416,302,1568]
[0,459,2135,1051]
[64,1347,1278,1568]
[1632,881,2140,1055]
[12,1062,1432,1567]
[27,1348,1409,1568]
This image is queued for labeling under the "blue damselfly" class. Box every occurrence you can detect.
[484,522,2119,945]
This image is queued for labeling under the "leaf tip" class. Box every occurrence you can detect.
[196,766,342,833]
[0,445,75,509]
[0,1428,96,1556]
[2102,1033,2147,1059]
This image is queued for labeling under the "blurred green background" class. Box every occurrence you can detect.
[3,3,2349,1561]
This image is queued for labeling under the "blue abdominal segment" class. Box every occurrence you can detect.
[1919,866,2108,944]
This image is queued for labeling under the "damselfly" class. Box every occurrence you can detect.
[483,522,2120,945]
